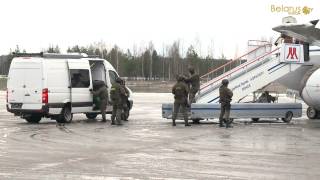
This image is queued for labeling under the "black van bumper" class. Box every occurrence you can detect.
[7,104,49,116]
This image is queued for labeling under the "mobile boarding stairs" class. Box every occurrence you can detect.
[162,41,304,122]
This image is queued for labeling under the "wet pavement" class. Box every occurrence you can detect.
[1,92,320,179]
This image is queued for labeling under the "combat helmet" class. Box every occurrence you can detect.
[222,79,229,85]
[188,66,195,74]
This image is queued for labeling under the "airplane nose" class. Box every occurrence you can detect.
[272,25,286,33]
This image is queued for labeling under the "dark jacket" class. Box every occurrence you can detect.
[219,85,233,104]
[172,81,189,104]
[258,94,275,103]
[110,82,126,105]
[186,73,200,93]
[92,85,108,100]
[121,84,129,104]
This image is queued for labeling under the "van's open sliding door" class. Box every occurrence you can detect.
[67,59,93,113]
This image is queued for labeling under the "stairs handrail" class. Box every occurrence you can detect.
[199,47,280,91]
[200,43,272,80]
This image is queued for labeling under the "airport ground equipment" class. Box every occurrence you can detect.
[162,41,305,122]
[162,103,302,123]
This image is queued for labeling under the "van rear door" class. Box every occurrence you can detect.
[7,68,25,103]
[67,59,93,113]
[7,58,43,109]
[23,68,42,104]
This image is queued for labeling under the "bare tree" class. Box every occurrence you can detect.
[169,40,181,80]
[148,41,154,79]
[234,44,239,59]
[207,39,215,59]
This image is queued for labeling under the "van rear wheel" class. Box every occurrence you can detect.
[25,115,42,123]
[56,106,73,123]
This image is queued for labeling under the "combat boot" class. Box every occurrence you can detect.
[219,118,225,127]
[226,119,233,128]
[172,120,176,126]
[111,117,116,125]
[185,120,191,126]
[116,119,123,126]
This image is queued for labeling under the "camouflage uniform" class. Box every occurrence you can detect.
[120,80,130,121]
[185,67,200,105]
[92,85,108,122]
[257,91,275,103]
[219,79,233,128]
[110,78,126,125]
[172,76,190,126]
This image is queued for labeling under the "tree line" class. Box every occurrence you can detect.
[1,42,230,80]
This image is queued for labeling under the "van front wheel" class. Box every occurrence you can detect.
[25,115,42,123]
[86,113,98,119]
[56,106,73,123]
[252,118,259,122]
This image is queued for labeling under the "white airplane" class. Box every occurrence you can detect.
[272,17,320,119]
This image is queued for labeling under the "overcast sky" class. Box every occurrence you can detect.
[0,0,318,58]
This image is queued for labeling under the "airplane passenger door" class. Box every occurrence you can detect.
[67,59,93,113]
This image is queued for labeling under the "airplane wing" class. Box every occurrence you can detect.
[272,19,320,47]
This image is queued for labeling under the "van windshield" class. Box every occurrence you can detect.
[109,70,118,85]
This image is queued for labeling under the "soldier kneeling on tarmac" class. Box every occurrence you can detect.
[172,75,190,127]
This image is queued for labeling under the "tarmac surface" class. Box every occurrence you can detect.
[1,92,320,180]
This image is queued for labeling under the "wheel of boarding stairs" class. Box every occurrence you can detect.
[307,107,318,119]
[282,111,293,123]
[251,118,259,122]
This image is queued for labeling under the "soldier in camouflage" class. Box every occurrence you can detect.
[120,79,130,121]
[172,75,190,127]
[110,77,127,125]
[219,79,233,128]
[185,66,200,105]
[91,82,108,122]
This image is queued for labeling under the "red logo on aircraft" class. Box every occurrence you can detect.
[286,47,298,59]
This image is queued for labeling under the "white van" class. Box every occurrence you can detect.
[6,53,133,123]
